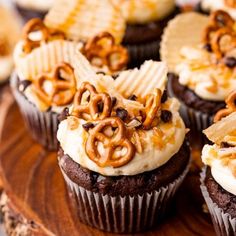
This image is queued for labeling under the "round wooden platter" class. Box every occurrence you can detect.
[0,87,216,236]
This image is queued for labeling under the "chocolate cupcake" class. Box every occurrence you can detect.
[0,5,21,85]
[200,93,236,236]
[111,0,178,66]
[13,0,54,22]
[11,18,79,150]
[57,57,190,233]
[199,0,236,19]
[161,11,236,138]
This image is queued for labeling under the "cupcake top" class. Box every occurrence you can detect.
[14,0,54,12]
[161,11,236,101]
[111,0,175,24]
[201,0,236,19]
[202,91,236,195]
[57,52,186,176]
[0,5,21,83]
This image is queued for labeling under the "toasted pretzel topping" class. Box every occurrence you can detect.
[225,0,236,8]
[203,10,235,54]
[32,62,76,106]
[72,82,112,121]
[212,28,236,58]
[143,89,162,130]
[83,32,128,72]
[0,36,10,56]
[214,90,236,122]
[86,117,135,168]
[22,18,64,54]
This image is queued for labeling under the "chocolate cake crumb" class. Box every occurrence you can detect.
[58,108,69,122]
[116,107,128,121]
[161,110,172,123]
[224,57,236,68]
[82,122,95,132]
[128,94,137,101]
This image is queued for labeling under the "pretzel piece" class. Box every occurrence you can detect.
[32,62,76,106]
[83,32,128,72]
[143,89,162,130]
[214,90,236,122]
[86,117,135,168]
[71,82,112,120]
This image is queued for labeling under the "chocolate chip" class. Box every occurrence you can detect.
[161,110,172,123]
[19,80,32,92]
[82,122,95,131]
[111,97,117,107]
[116,107,128,121]
[203,43,212,52]
[128,94,137,101]
[112,74,119,80]
[97,102,104,112]
[220,142,234,148]
[161,90,168,103]
[86,95,90,102]
[224,57,236,68]
[58,107,69,122]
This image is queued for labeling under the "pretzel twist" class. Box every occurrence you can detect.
[72,82,112,120]
[22,18,64,53]
[143,89,162,130]
[225,0,236,8]
[32,62,76,106]
[214,90,236,122]
[83,32,128,72]
[86,117,135,167]
[211,28,236,58]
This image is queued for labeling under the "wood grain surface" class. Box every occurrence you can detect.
[0,86,216,236]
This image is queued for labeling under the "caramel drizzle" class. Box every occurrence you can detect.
[83,32,128,72]
[214,90,236,122]
[32,62,76,107]
[203,10,236,59]
[86,117,135,168]
[22,18,65,54]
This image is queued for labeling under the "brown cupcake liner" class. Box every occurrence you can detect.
[10,72,59,151]
[167,79,213,146]
[60,159,190,233]
[200,167,236,236]
[124,40,160,67]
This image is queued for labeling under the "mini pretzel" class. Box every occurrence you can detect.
[72,82,112,120]
[86,117,135,168]
[225,0,236,8]
[211,28,236,58]
[214,90,236,122]
[83,32,128,72]
[143,89,162,130]
[32,62,76,106]
[22,18,64,53]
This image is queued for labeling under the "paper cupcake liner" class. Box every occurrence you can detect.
[124,40,160,67]
[167,78,213,145]
[59,159,190,233]
[200,167,236,236]
[10,72,59,151]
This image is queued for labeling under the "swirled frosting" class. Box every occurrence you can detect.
[14,0,54,12]
[176,46,236,101]
[111,0,175,24]
[58,97,186,176]
[201,0,236,19]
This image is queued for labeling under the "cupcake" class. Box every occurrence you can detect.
[13,0,54,22]
[200,91,236,236]
[161,10,236,137]
[11,18,79,150]
[44,0,177,67]
[0,5,21,85]
[199,0,236,19]
[57,53,190,233]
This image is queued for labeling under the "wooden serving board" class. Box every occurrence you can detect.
[0,86,216,236]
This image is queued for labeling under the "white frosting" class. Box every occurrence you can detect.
[14,0,54,12]
[0,56,13,82]
[111,0,175,24]
[202,144,236,195]
[176,46,236,101]
[201,0,236,20]
[57,98,186,176]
